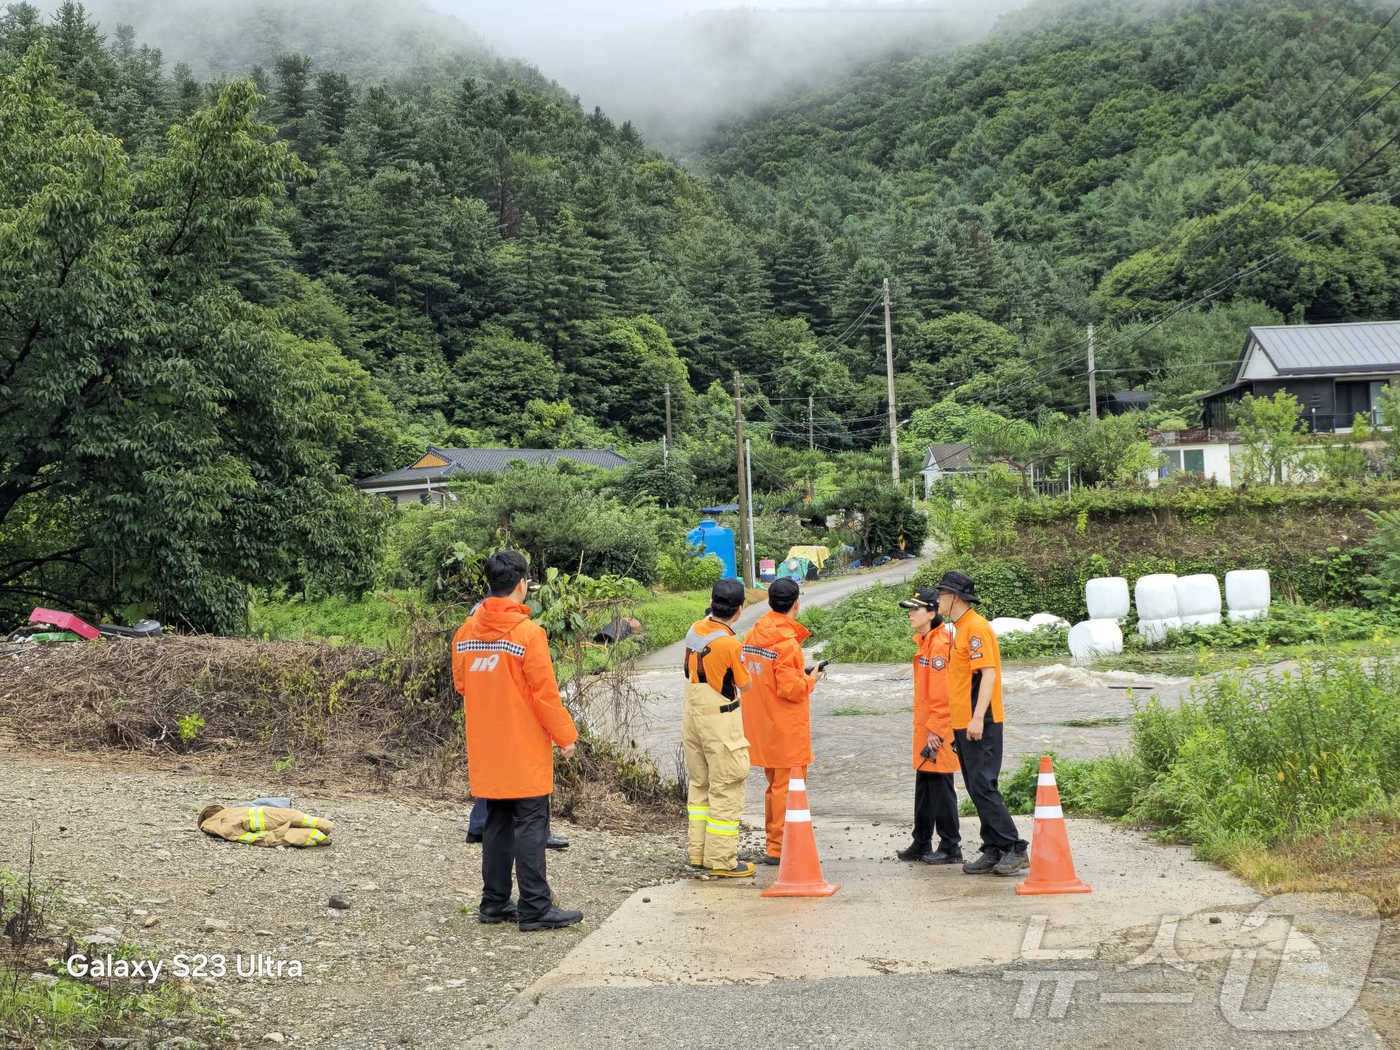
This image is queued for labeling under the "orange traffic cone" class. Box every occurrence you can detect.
[761,774,839,898]
[1015,756,1092,896]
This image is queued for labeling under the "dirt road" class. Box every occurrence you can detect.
[0,746,679,1049]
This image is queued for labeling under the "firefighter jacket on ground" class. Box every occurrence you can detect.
[681,616,753,869]
[741,610,814,768]
[912,624,960,773]
[451,596,578,799]
[198,805,332,847]
[946,608,1005,730]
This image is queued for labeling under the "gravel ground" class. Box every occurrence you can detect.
[0,742,682,1049]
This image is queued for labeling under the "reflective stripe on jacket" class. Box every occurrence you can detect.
[741,610,813,767]
[451,597,578,798]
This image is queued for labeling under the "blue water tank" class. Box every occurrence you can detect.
[685,519,738,580]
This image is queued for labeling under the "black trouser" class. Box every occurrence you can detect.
[912,770,960,854]
[481,794,552,922]
[953,721,1027,854]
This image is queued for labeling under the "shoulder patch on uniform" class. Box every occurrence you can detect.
[970,636,983,650]
[933,656,946,670]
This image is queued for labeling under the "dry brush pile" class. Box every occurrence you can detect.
[0,609,681,827]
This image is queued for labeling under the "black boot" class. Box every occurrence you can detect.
[519,906,584,932]
[897,843,932,862]
[921,846,964,865]
[962,847,1002,874]
[993,847,1029,876]
[477,901,518,924]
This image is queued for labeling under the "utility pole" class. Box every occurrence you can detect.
[805,393,815,505]
[745,437,757,586]
[733,371,753,587]
[1087,323,1098,421]
[663,382,672,467]
[883,278,900,484]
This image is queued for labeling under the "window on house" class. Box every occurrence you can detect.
[1159,449,1206,479]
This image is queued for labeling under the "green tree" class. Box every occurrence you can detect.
[1234,391,1307,485]
[0,47,386,629]
[452,325,561,440]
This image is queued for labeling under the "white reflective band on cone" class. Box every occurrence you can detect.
[1037,773,1056,786]
[788,778,806,791]
[785,809,812,822]
[1035,805,1064,819]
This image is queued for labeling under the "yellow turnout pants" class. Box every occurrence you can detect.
[682,681,750,870]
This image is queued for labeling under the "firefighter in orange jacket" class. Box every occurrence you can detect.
[741,577,823,865]
[451,550,582,932]
[681,578,755,878]
[896,587,962,865]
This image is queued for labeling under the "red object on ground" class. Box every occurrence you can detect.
[28,608,101,641]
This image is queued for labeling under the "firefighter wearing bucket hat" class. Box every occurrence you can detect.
[896,587,961,865]
[935,570,1029,877]
[680,579,756,878]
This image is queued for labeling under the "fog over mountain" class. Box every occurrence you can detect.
[49,0,1025,152]
[436,0,1025,151]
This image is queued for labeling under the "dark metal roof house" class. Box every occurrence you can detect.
[1202,321,1400,432]
[358,446,629,506]
[920,443,978,496]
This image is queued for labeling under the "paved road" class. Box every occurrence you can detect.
[639,557,925,670]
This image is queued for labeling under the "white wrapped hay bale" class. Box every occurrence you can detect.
[1134,574,1180,622]
[1029,612,1070,629]
[1226,569,1271,622]
[1137,616,1183,646]
[1085,577,1130,621]
[990,617,1034,637]
[1068,619,1123,663]
[1176,574,1222,627]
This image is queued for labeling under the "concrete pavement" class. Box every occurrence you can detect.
[473,658,1388,1048]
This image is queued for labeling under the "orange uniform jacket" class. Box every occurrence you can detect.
[741,610,814,768]
[947,608,1005,730]
[912,624,959,773]
[451,597,579,799]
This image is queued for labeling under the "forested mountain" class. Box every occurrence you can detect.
[702,0,1400,419]
[6,0,1400,628]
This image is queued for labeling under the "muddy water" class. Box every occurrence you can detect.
[629,661,1196,823]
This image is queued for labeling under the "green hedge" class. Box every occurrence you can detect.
[1004,481,1400,525]
[915,546,1373,622]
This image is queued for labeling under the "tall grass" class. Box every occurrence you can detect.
[1085,660,1400,862]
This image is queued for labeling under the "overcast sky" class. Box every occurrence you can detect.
[427,0,1020,150]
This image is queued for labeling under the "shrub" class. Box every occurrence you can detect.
[997,626,1068,660]
[1361,509,1400,616]
[1137,602,1398,652]
[380,465,669,592]
[1094,661,1400,855]
[657,550,724,592]
[1000,752,1102,814]
[800,586,914,662]
[827,478,928,557]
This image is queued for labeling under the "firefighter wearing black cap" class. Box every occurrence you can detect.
[897,586,961,865]
[680,578,756,878]
[935,570,1030,877]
